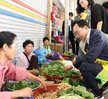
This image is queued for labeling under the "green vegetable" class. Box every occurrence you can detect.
[60,85,94,99]
[62,78,72,85]
[58,93,84,99]
[70,69,80,77]
[62,52,75,57]
[43,60,70,77]
[43,61,80,78]
[9,81,38,90]
[72,79,84,86]
[39,69,44,76]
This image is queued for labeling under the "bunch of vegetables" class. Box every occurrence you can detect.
[58,93,84,99]
[61,60,73,67]
[43,60,81,77]
[70,69,81,77]
[60,85,94,99]
[8,80,38,90]
[62,78,72,85]
[43,61,70,77]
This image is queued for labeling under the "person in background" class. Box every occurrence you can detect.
[0,31,47,99]
[65,20,108,97]
[43,37,64,60]
[102,1,108,12]
[16,40,39,75]
[74,7,89,22]
[62,12,79,55]
[77,0,108,34]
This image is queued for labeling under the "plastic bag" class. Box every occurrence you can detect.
[33,49,47,64]
[33,48,47,56]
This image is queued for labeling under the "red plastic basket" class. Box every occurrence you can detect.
[33,84,58,98]
[69,56,75,58]
[62,55,70,59]
[43,71,65,81]
[70,76,81,79]
[62,55,75,60]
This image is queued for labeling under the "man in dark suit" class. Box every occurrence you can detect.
[62,12,79,54]
[65,19,108,97]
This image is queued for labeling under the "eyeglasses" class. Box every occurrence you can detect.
[74,28,83,37]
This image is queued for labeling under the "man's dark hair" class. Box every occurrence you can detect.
[102,1,108,9]
[77,0,94,12]
[73,19,89,28]
[0,31,16,48]
[23,39,34,48]
[69,12,73,16]
[43,37,49,42]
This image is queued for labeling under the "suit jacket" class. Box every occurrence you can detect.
[75,29,108,68]
[62,19,74,35]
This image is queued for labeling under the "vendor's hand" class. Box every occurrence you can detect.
[72,57,76,64]
[28,73,47,90]
[28,69,39,75]
[39,79,47,90]
[11,87,32,98]
[64,65,73,71]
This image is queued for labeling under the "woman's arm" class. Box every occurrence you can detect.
[11,73,47,99]
[28,73,47,90]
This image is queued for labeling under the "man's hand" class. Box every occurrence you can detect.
[72,57,76,64]
[64,65,73,71]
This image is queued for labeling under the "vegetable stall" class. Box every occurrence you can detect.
[6,60,95,99]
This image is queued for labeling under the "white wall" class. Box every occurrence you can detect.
[69,0,77,18]
[95,0,108,5]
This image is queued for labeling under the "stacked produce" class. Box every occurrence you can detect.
[58,93,83,99]
[35,60,94,99]
[37,91,57,99]
[43,60,81,79]
[57,83,72,93]
[35,83,72,99]
[35,83,94,99]
[59,85,94,99]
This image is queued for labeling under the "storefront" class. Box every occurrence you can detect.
[51,0,65,40]
[49,0,65,52]
[0,0,48,58]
